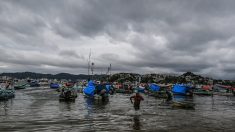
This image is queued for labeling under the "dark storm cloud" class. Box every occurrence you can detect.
[0,0,235,79]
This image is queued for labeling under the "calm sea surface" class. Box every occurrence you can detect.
[0,87,235,132]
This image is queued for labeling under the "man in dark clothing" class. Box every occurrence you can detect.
[166,90,173,102]
[130,93,144,110]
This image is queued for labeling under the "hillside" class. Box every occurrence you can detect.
[0,72,107,80]
[1,72,234,85]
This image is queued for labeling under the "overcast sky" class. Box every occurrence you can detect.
[0,0,235,79]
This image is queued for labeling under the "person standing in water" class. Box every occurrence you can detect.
[5,81,11,89]
[130,92,144,110]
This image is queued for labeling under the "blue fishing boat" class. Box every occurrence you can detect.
[50,83,60,89]
[83,80,110,100]
[148,83,168,98]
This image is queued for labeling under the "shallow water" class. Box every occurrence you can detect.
[0,87,235,131]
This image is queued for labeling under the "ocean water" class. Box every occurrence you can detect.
[0,87,235,131]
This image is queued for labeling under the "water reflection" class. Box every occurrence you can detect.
[84,97,109,117]
[59,101,74,111]
[172,95,195,110]
[85,98,94,118]
[132,115,141,130]
[174,95,184,102]
[211,96,215,110]
[0,101,8,116]
[85,98,109,109]
[0,99,14,116]
[83,97,110,131]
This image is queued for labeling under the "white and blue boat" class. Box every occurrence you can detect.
[0,88,15,100]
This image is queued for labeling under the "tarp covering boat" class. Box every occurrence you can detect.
[83,80,95,97]
[172,84,191,95]
[149,83,160,92]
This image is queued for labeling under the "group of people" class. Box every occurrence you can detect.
[63,80,172,110]
[130,85,173,111]
[60,83,77,100]
[95,82,114,95]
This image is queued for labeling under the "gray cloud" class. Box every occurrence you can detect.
[59,50,85,59]
[0,0,235,79]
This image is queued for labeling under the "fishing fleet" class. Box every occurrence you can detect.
[0,75,235,110]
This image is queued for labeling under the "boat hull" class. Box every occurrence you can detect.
[14,86,26,90]
[0,89,15,100]
[193,89,213,96]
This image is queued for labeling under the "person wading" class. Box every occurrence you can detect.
[130,92,144,110]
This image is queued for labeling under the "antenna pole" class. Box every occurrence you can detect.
[88,49,91,80]
[109,64,112,76]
